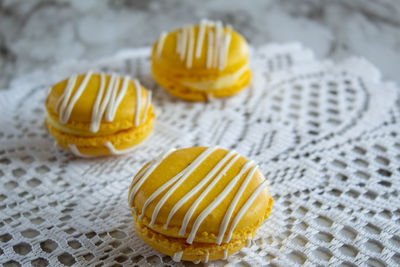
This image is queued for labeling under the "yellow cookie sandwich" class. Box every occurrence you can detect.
[151,19,251,101]
[45,71,155,157]
[128,146,273,263]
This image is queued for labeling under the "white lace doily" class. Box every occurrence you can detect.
[1,43,399,267]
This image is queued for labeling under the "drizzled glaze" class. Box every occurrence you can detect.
[225,180,269,243]
[164,150,236,229]
[156,31,167,58]
[156,20,232,70]
[247,238,252,247]
[68,144,93,158]
[173,251,183,262]
[186,160,255,244]
[128,148,176,206]
[129,147,269,246]
[54,72,149,132]
[223,249,228,260]
[205,252,209,263]
[104,142,138,155]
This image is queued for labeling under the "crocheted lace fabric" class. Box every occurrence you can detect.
[0,43,399,266]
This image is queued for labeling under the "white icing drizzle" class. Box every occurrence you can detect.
[131,207,137,216]
[219,32,232,70]
[186,26,195,68]
[174,19,232,70]
[141,90,152,124]
[176,32,182,53]
[149,147,218,227]
[128,148,176,206]
[129,162,152,189]
[58,72,93,123]
[173,251,183,262]
[206,29,214,69]
[225,180,269,243]
[57,72,148,134]
[133,79,141,127]
[179,153,240,236]
[56,75,76,117]
[205,252,209,263]
[104,141,138,155]
[186,160,255,244]
[68,144,93,158]
[195,19,207,58]
[224,248,228,259]
[138,166,188,221]
[105,74,123,121]
[180,26,189,60]
[213,21,223,68]
[164,150,236,229]
[156,31,167,58]
[194,260,201,264]
[247,237,252,247]
[90,73,107,132]
[216,165,257,244]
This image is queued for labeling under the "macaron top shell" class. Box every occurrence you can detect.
[129,147,272,244]
[46,72,153,135]
[152,22,249,75]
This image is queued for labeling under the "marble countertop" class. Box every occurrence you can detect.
[1,0,400,89]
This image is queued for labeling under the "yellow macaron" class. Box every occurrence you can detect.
[151,19,251,101]
[128,146,273,263]
[45,71,155,157]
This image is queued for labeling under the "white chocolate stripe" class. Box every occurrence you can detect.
[186,160,255,244]
[104,141,138,155]
[176,32,182,53]
[179,154,241,236]
[247,237,252,247]
[133,79,141,126]
[104,73,119,121]
[90,73,107,132]
[156,31,167,58]
[60,71,93,123]
[212,21,223,68]
[195,19,207,58]
[219,32,232,70]
[180,26,189,60]
[128,148,176,206]
[129,162,152,189]
[56,72,148,135]
[139,167,188,221]
[141,90,152,124]
[164,150,237,229]
[216,165,258,244]
[68,144,93,158]
[106,74,127,122]
[223,248,228,260]
[149,146,218,227]
[174,20,232,70]
[173,251,183,262]
[206,29,214,68]
[186,26,195,68]
[205,252,209,263]
[225,180,269,243]
[194,260,201,264]
[131,207,137,216]
[91,73,118,130]
[56,74,76,112]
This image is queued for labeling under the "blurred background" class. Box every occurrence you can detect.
[1,0,399,89]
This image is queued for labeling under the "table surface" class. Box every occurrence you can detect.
[1,0,400,89]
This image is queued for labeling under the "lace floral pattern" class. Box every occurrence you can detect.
[0,43,399,266]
